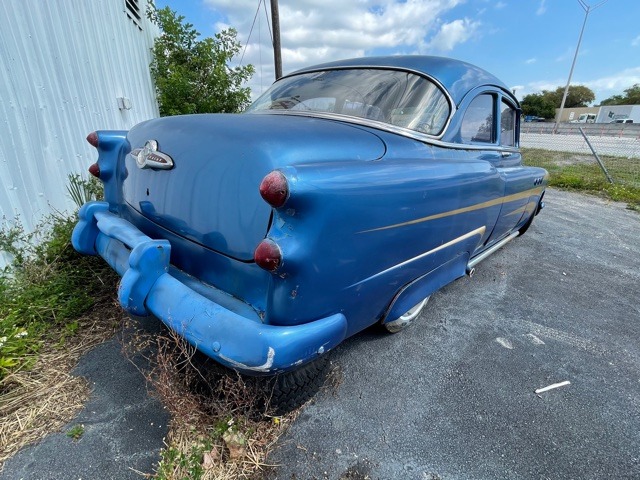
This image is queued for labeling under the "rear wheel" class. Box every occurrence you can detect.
[383,296,430,333]
[260,355,331,415]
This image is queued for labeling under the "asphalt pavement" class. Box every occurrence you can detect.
[1,189,638,480]
[1,326,170,480]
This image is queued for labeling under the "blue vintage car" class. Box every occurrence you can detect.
[73,56,547,405]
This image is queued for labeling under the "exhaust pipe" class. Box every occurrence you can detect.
[466,231,520,275]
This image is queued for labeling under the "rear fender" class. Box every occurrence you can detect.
[382,253,469,324]
[262,156,495,335]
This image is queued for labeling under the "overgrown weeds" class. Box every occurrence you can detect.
[522,147,640,210]
[0,174,113,380]
[126,327,291,479]
[0,174,121,467]
[0,214,118,379]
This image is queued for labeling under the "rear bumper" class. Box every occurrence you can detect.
[72,201,347,375]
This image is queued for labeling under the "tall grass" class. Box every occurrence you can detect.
[0,175,115,380]
[522,147,640,210]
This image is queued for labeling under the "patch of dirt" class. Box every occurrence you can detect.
[552,154,597,167]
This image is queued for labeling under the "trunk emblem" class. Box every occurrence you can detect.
[131,140,174,170]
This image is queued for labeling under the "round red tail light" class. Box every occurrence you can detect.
[88,163,101,178]
[254,239,282,272]
[86,131,99,148]
[259,171,289,208]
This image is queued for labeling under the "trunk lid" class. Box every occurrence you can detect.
[123,114,385,261]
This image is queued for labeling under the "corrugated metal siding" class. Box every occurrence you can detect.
[0,0,159,245]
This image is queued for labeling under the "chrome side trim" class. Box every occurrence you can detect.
[467,231,519,271]
[348,226,486,288]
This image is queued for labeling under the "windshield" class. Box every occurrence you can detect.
[246,68,451,136]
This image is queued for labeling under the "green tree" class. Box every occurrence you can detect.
[541,85,595,108]
[599,84,640,106]
[521,93,556,119]
[600,94,626,106]
[148,6,254,116]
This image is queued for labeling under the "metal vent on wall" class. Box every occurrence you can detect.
[125,0,142,30]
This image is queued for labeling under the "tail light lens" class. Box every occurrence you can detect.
[254,239,282,272]
[88,163,101,178]
[86,131,99,148]
[259,171,289,208]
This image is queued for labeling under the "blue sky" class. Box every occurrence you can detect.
[155,0,640,103]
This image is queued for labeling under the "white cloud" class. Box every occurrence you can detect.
[495,2,507,9]
[632,35,640,47]
[513,67,640,103]
[583,67,640,93]
[204,0,477,96]
[536,0,546,15]
[427,18,481,52]
[525,57,537,64]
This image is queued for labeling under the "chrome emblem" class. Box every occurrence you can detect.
[130,140,174,170]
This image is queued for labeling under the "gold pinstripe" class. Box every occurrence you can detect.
[504,205,527,217]
[360,186,544,233]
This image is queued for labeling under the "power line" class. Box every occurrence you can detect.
[239,0,263,67]
[262,0,273,45]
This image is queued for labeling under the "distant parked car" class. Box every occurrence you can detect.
[72,56,548,409]
[611,119,634,124]
[524,115,546,122]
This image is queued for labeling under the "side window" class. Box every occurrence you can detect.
[500,99,516,147]
[461,94,495,143]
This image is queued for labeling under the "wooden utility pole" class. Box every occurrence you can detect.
[270,0,283,80]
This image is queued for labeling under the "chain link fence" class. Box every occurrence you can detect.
[521,123,640,189]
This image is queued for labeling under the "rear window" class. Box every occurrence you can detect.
[246,69,451,136]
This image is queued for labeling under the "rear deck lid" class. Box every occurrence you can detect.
[123,114,385,261]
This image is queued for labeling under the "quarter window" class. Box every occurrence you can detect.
[500,100,516,147]
[461,94,495,144]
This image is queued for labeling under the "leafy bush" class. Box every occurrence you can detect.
[148,6,254,116]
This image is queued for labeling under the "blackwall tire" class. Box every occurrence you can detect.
[262,355,331,415]
[383,296,430,333]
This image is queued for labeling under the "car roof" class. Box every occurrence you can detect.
[288,55,514,106]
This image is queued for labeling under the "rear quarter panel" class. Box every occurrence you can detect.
[265,131,505,336]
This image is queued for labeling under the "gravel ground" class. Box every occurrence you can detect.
[268,188,640,480]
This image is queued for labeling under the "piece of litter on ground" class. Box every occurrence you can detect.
[535,380,571,394]
[525,333,545,345]
[495,337,514,349]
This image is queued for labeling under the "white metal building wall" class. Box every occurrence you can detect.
[0,0,159,238]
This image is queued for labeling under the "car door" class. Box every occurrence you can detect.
[485,97,532,243]
[457,92,531,248]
